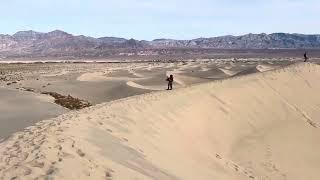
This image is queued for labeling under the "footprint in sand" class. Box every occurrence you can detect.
[106,129,113,133]
[29,160,45,168]
[76,149,85,157]
[105,169,114,180]
[215,154,222,159]
[98,122,104,125]
[215,153,256,179]
[55,145,62,151]
[59,151,75,159]
[46,166,57,175]
[2,165,32,179]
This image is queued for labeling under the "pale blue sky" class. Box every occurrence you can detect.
[1,0,319,40]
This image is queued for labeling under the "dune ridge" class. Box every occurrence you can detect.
[126,81,164,91]
[1,63,320,180]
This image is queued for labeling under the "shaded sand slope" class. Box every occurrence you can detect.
[0,88,67,139]
[1,63,320,180]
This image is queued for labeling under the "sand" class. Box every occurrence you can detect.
[0,87,67,139]
[0,62,319,180]
[126,81,164,91]
[256,64,279,72]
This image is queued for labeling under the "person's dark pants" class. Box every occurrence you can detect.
[167,82,173,90]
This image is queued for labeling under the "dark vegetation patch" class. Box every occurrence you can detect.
[41,92,92,110]
[17,87,35,92]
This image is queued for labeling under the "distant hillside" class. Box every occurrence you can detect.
[0,30,320,59]
[159,33,320,49]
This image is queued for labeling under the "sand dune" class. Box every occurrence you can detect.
[126,81,164,91]
[218,68,238,76]
[77,72,110,81]
[0,87,67,139]
[128,69,145,78]
[1,63,320,180]
[256,64,279,72]
[77,72,146,82]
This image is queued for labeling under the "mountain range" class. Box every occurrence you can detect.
[0,30,320,59]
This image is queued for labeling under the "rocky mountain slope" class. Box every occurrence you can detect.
[0,30,320,59]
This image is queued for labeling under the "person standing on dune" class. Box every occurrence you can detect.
[166,74,174,90]
[304,52,309,62]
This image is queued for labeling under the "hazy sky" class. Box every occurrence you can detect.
[1,0,319,40]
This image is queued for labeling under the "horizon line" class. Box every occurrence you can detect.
[2,29,320,41]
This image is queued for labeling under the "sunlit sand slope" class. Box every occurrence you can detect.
[1,63,320,180]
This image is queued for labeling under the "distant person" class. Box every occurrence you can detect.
[304,52,309,62]
[166,74,174,90]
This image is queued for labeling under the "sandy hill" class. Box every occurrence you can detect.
[1,62,320,180]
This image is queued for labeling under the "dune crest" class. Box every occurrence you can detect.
[126,81,164,91]
[77,72,146,82]
[1,63,320,180]
[218,68,238,76]
[256,64,279,72]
